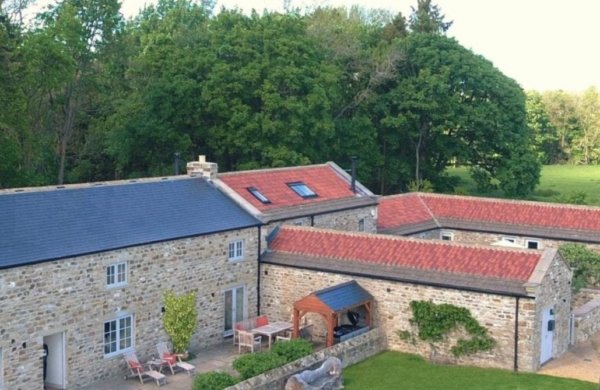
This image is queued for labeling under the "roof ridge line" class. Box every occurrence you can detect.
[219,163,329,177]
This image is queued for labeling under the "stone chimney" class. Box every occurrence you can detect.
[186,155,218,180]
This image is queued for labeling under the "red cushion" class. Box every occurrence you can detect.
[256,316,269,327]
[163,353,177,365]
[235,323,244,330]
[128,360,142,370]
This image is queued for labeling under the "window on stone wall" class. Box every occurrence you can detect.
[441,231,454,241]
[228,240,244,261]
[104,315,133,357]
[358,218,365,232]
[106,262,127,287]
[526,240,540,249]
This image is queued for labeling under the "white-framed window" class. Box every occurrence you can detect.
[287,182,317,199]
[106,262,127,287]
[228,240,244,261]
[526,240,540,249]
[103,315,133,357]
[358,218,365,232]
[501,236,517,244]
[440,231,454,241]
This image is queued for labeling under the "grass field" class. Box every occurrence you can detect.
[445,165,600,206]
[343,352,595,390]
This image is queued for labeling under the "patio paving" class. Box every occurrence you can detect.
[81,342,239,390]
[538,332,600,384]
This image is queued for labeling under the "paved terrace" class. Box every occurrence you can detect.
[80,342,238,390]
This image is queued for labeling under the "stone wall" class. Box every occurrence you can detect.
[573,296,600,344]
[528,252,572,371]
[228,327,387,390]
[0,227,259,389]
[263,206,377,239]
[260,264,542,372]
[408,228,600,253]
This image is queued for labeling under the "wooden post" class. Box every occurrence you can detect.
[292,308,300,338]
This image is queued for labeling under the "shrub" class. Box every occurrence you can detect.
[163,290,197,353]
[193,371,237,390]
[233,352,286,380]
[560,243,600,290]
[272,339,313,362]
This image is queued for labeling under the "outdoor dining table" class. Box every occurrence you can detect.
[251,321,293,350]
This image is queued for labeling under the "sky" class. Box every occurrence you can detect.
[44,0,600,92]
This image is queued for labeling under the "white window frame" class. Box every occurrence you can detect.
[358,218,365,232]
[440,231,454,241]
[228,239,244,261]
[106,262,128,287]
[103,315,134,358]
[526,239,541,250]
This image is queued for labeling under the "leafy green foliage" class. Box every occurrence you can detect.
[193,371,238,390]
[162,290,197,353]
[271,339,313,362]
[232,352,287,380]
[406,301,495,357]
[232,338,313,380]
[560,244,600,291]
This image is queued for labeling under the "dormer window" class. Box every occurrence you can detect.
[247,187,270,204]
[288,182,317,199]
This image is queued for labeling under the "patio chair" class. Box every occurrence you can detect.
[156,342,196,376]
[124,351,166,386]
[300,324,313,341]
[238,330,262,353]
[276,330,291,342]
[233,322,245,346]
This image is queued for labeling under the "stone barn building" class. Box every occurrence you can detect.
[378,193,600,251]
[0,176,261,389]
[260,226,572,372]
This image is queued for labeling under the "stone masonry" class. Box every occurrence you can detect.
[260,260,570,373]
[0,227,258,389]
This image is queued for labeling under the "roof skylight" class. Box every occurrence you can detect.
[288,182,317,199]
[247,187,271,204]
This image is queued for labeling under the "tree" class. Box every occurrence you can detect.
[163,290,197,353]
[525,91,562,164]
[542,90,580,161]
[573,87,600,164]
[408,0,452,34]
[370,34,538,195]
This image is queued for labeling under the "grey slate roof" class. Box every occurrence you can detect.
[314,280,373,312]
[0,177,260,269]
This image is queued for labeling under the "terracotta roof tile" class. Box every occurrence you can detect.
[377,193,435,229]
[378,193,600,233]
[220,164,356,211]
[270,226,540,282]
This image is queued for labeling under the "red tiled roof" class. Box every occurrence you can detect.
[378,193,434,229]
[270,227,540,282]
[421,194,600,232]
[378,193,600,233]
[219,164,356,211]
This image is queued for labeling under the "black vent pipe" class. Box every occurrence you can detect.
[350,156,357,193]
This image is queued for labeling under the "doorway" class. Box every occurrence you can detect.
[224,286,245,337]
[540,307,555,364]
[43,332,66,389]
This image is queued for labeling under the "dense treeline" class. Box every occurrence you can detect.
[2,0,591,196]
[526,88,600,165]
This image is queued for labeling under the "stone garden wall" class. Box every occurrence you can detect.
[228,327,387,390]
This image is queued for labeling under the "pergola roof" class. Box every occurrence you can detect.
[292,280,373,347]
[309,281,373,313]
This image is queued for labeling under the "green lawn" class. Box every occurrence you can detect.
[343,352,595,390]
[445,165,600,206]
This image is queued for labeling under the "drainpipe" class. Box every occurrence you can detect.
[310,215,314,227]
[514,296,520,372]
[257,226,262,316]
[350,156,357,193]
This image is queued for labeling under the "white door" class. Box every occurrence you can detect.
[540,307,554,364]
[43,332,66,389]
[224,287,245,337]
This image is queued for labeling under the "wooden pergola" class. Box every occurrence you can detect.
[291,280,373,347]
